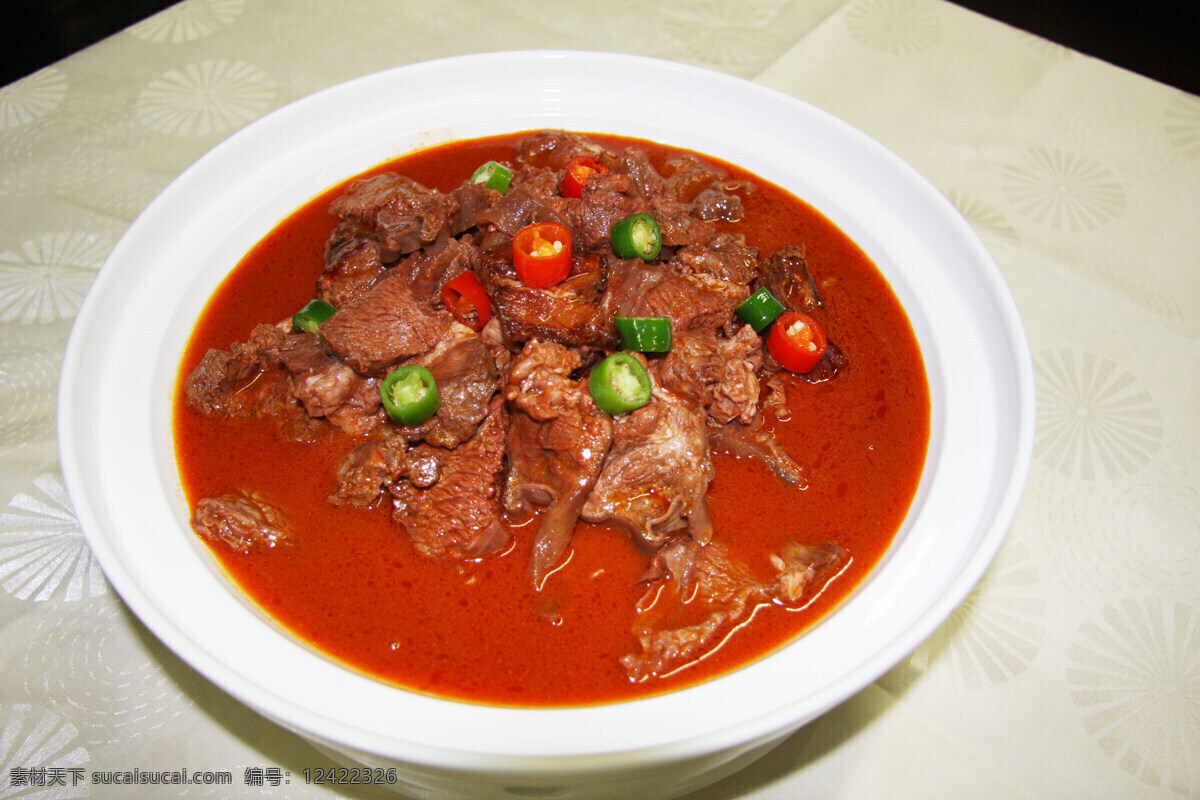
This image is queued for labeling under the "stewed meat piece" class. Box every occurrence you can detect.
[329,433,410,507]
[320,272,452,375]
[476,245,616,349]
[390,322,501,449]
[183,323,323,441]
[621,538,848,681]
[580,387,715,550]
[502,340,613,585]
[653,325,763,425]
[389,395,510,558]
[192,490,290,553]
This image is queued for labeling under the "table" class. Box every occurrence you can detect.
[1,0,1197,797]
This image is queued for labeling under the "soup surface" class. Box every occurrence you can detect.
[175,131,929,706]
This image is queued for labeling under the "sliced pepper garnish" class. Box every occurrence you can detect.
[588,352,653,416]
[767,311,829,373]
[512,222,573,288]
[614,316,672,353]
[735,287,786,333]
[380,364,441,426]
[560,155,610,198]
[610,213,662,261]
[292,299,336,334]
[471,160,512,194]
[440,271,492,332]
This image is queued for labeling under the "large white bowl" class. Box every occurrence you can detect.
[59,51,1033,800]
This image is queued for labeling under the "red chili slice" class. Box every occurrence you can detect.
[767,311,829,373]
[560,156,610,199]
[440,271,492,331]
[512,222,573,288]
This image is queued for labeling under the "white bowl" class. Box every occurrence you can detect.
[59,51,1034,800]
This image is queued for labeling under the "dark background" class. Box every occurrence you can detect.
[2,0,1198,94]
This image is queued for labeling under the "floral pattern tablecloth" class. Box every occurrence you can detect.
[1,0,1197,797]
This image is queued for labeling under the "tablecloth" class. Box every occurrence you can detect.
[1,0,1197,797]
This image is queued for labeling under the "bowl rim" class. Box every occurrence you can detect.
[58,49,1034,770]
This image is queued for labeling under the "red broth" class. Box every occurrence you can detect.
[174,132,929,706]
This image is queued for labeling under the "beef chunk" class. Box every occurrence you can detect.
[621,264,748,336]
[392,322,500,449]
[706,417,808,487]
[275,332,360,418]
[329,434,409,507]
[328,173,496,264]
[447,181,494,234]
[474,177,568,239]
[319,233,388,309]
[329,173,455,259]
[653,325,762,425]
[183,323,321,441]
[502,340,613,585]
[691,186,746,222]
[324,375,385,436]
[567,176,641,250]
[762,245,824,313]
[321,272,452,375]
[660,153,730,204]
[518,130,605,170]
[393,236,478,303]
[477,245,616,349]
[580,388,714,550]
[621,538,848,681]
[614,148,665,204]
[675,233,760,285]
[388,395,510,558]
[184,323,287,416]
[192,490,290,553]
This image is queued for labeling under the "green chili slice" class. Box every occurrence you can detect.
[588,353,653,416]
[292,299,337,334]
[610,213,662,261]
[735,287,786,333]
[614,316,672,353]
[470,160,512,194]
[380,364,440,426]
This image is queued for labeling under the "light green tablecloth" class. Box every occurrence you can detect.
[1,1,1197,797]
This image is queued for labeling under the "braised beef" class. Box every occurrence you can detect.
[502,340,613,585]
[653,325,762,425]
[275,332,359,417]
[568,177,641,250]
[324,374,385,436]
[185,131,851,649]
[330,434,409,507]
[475,179,569,239]
[319,234,388,308]
[184,323,287,416]
[706,416,808,487]
[329,173,451,260]
[183,323,322,441]
[675,233,760,285]
[619,264,748,336]
[622,538,848,680]
[405,322,500,449]
[518,131,604,169]
[477,245,616,348]
[389,395,510,558]
[580,388,714,550]
[192,490,290,553]
[321,272,452,375]
[763,245,824,312]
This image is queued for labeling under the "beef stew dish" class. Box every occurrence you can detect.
[175,130,930,706]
